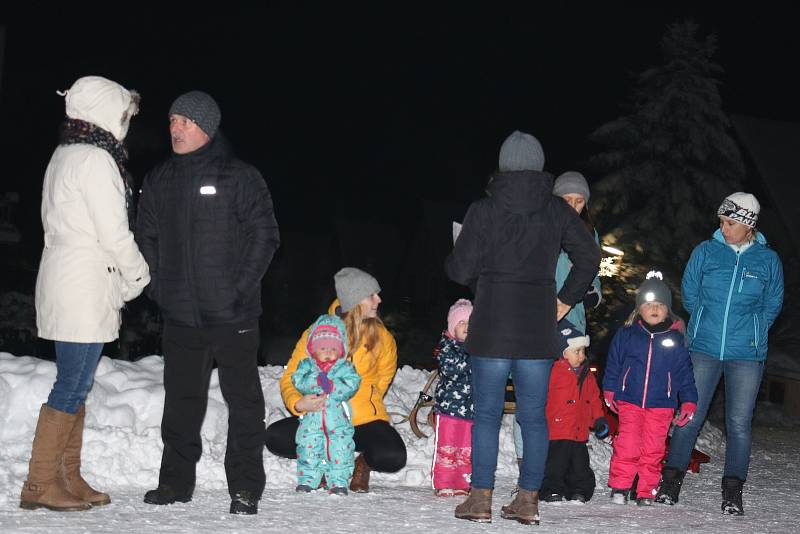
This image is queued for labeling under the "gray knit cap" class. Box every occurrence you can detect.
[334,267,381,313]
[169,91,221,138]
[553,171,591,202]
[498,130,545,172]
[635,275,672,310]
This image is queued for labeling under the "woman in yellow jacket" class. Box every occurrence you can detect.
[266,267,407,492]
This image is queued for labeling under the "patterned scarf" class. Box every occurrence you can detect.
[59,118,135,228]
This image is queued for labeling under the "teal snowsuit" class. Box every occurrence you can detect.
[292,356,361,489]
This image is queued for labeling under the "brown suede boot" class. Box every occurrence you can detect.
[454,487,492,523]
[20,405,91,511]
[501,488,540,525]
[61,405,111,506]
[349,454,371,493]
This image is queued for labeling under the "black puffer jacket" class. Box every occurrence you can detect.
[135,135,280,327]
[445,170,600,359]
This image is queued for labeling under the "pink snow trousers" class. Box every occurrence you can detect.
[608,400,674,498]
[431,413,473,491]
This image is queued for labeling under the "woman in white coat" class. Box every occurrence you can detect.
[20,76,150,512]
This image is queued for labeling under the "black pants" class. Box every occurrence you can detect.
[158,321,266,498]
[265,417,407,473]
[540,439,596,500]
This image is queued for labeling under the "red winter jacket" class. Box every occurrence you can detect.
[546,359,605,442]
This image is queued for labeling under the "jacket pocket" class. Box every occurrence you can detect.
[621,367,631,391]
[753,314,760,348]
[667,371,672,398]
[107,266,124,310]
[692,305,705,338]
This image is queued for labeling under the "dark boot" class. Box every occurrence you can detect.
[230,490,258,515]
[349,454,371,493]
[61,405,111,506]
[455,487,492,523]
[19,405,92,511]
[501,488,540,525]
[143,484,193,505]
[655,467,686,505]
[721,476,745,515]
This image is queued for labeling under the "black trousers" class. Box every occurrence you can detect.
[540,439,596,500]
[265,417,407,473]
[158,321,266,498]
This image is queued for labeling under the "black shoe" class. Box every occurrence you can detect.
[542,492,564,502]
[721,476,745,515]
[329,486,348,496]
[569,494,588,503]
[636,498,654,506]
[655,467,686,505]
[295,484,313,493]
[143,485,193,505]
[230,491,259,515]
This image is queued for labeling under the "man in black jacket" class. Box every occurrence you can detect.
[136,91,280,515]
[448,130,601,525]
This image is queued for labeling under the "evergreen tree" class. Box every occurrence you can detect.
[589,20,745,265]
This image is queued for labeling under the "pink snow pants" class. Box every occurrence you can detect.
[608,400,674,498]
[431,413,473,491]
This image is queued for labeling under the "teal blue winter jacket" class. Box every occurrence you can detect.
[683,230,783,361]
[556,229,602,333]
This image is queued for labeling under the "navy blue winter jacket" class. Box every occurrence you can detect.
[603,322,698,409]
[683,230,783,361]
[433,334,473,419]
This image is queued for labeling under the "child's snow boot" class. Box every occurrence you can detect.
[609,488,628,505]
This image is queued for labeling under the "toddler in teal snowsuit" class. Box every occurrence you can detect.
[292,314,361,494]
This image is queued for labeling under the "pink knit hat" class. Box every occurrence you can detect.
[309,324,345,357]
[447,299,473,338]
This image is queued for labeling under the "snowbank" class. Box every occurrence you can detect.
[0,352,722,509]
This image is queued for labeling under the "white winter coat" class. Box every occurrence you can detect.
[35,76,150,343]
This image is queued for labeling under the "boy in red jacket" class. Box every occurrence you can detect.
[540,319,607,503]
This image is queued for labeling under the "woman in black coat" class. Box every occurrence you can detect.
[446,131,601,525]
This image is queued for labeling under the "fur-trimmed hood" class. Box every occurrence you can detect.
[63,76,139,141]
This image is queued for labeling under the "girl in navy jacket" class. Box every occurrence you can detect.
[602,273,698,506]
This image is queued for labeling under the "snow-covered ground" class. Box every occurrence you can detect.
[0,351,796,533]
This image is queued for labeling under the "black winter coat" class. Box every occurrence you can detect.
[135,136,280,327]
[445,170,600,359]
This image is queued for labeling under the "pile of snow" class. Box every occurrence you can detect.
[0,352,722,506]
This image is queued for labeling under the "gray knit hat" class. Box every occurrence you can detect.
[553,171,591,202]
[334,267,381,313]
[169,91,221,138]
[498,130,545,172]
[635,272,672,310]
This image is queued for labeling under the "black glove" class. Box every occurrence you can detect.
[582,285,601,309]
[593,416,609,439]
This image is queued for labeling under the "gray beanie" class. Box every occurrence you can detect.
[169,91,221,138]
[498,130,545,172]
[334,267,381,313]
[635,275,672,310]
[553,171,591,201]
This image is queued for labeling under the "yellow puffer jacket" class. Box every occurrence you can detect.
[280,300,398,427]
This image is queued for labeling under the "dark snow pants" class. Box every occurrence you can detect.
[157,321,266,498]
[540,439,596,500]
[266,417,407,473]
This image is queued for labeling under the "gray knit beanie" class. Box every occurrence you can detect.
[498,130,545,172]
[334,267,381,313]
[635,275,672,311]
[169,91,221,138]
[553,171,591,202]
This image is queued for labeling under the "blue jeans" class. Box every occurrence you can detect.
[665,352,764,480]
[47,342,104,414]
[470,357,551,491]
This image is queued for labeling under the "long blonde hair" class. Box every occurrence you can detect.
[341,304,383,360]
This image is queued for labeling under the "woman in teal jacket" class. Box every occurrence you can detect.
[656,193,783,516]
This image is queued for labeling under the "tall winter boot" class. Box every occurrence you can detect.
[501,488,540,525]
[721,476,745,515]
[61,405,111,506]
[349,454,371,493]
[655,467,686,505]
[20,405,91,511]
[455,487,492,523]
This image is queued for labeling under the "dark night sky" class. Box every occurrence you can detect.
[1,5,798,241]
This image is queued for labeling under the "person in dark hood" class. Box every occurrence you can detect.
[446,131,601,525]
[136,91,280,515]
